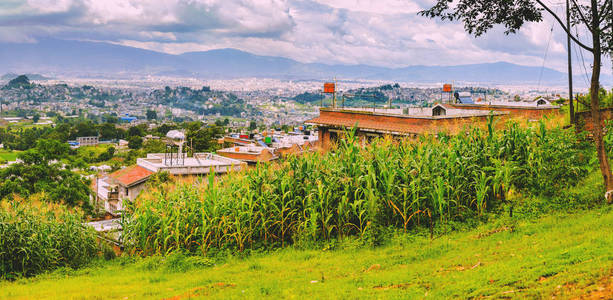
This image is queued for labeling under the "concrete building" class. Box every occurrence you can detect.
[447,100,560,119]
[306,105,507,149]
[77,136,99,147]
[137,153,244,175]
[217,146,278,163]
[94,152,244,215]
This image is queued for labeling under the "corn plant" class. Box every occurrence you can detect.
[122,120,591,256]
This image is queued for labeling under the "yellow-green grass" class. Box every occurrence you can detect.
[2,207,612,299]
[0,150,19,161]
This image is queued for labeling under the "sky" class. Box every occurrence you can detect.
[0,0,611,76]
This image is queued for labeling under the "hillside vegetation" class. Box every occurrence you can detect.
[1,117,612,299]
[124,119,593,256]
[1,206,611,299]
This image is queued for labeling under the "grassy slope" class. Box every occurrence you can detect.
[1,207,612,299]
[0,150,19,161]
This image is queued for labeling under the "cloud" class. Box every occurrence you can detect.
[0,0,609,75]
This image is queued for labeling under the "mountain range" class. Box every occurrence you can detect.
[1,38,609,85]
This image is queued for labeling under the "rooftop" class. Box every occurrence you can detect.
[306,107,506,135]
[217,146,272,155]
[108,165,154,187]
[137,153,244,175]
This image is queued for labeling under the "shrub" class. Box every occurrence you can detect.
[0,201,99,279]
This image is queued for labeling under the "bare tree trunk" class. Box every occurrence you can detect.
[590,0,613,203]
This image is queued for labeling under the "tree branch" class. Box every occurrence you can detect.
[570,0,594,32]
[599,0,611,24]
[534,0,594,52]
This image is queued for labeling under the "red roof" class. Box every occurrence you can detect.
[108,165,154,187]
[305,115,429,135]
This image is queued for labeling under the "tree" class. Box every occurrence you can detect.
[421,0,613,203]
[127,125,145,137]
[146,109,157,120]
[127,136,143,150]
[0,139,91,210]
[249,121,257,131]
[32,114,40,123]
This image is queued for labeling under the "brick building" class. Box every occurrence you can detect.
[306,105,507,149]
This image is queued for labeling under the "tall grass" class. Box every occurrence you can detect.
[0,201,99,279]
[123,120,591,256]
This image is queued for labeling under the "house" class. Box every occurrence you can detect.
[136,153,244,175]
[77,136,99,147]
[306,106,507,149]
[94,165,153,215]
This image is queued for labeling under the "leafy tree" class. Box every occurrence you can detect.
[127,125,145,137]
[143,139,166,153]
[187,125,224,152]
[421,0,613,202]
[0,139,91,210]
[146,109,157,120]
[249,121,257,131]
[32,114,40,123]
[97,146,116,162]
[127,136,143,150]
[70,121,97,139]
[156,123,176,136]
[98,123,121,140]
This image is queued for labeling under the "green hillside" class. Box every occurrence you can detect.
[1,206,611,299]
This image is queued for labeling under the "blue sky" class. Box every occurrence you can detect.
[0,0,610,75]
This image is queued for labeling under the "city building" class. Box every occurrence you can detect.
[217,146,278,163]
[447,99,560,119]
[306,105,507,149]
[76,136,99,147]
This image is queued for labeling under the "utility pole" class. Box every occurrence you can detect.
[566,0,575,124]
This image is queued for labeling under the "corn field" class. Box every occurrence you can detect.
[123,121,590,256]
[0,201,99,279]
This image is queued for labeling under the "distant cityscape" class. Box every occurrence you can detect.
[0,73,574,128]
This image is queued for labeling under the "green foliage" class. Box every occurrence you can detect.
[127,136,143,150]
[146,110,157,120]
[122,122,591,256]
[3,75,33,90]
[185,123,224,152]
[4,208,612,298]
[0,201,99,279]
[292,92,324,104]
[0,140,92,209]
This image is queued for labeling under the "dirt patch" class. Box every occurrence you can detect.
[475,226,514,239]
[365,264,381,272]
[373,283,412,290]
[163,282,236,299]
[572,271,613,300]
[552,269,613,299]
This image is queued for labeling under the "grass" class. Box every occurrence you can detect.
[0,150,19,162]
[1,206,611,299]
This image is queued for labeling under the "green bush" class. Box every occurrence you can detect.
[0,201,99,279]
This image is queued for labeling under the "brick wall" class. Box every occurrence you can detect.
[575,108,613,132]
[447,104,560,119]
[315,109,503,149]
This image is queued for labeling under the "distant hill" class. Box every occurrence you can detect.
[1,73,51,81]
[2,75,33,90]
[0,38,609,85]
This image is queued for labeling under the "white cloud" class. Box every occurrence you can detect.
[0,0,610,75]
